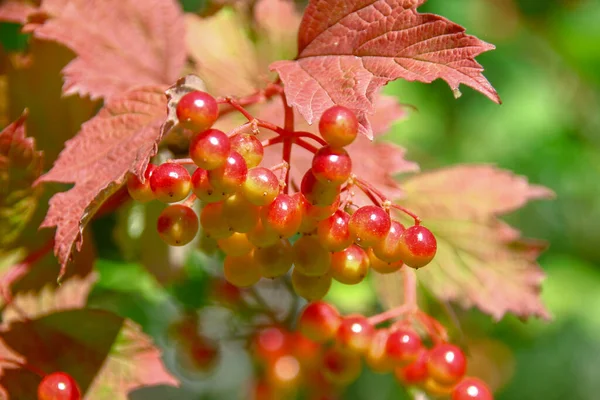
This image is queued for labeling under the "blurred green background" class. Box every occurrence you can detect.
[2,0,600,399]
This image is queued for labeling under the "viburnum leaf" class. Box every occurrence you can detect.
[375,165,554,320]
[0,1,36,24]
[0,310,177,399]
[0,112,43,248]
[258,93,417,203]
[11,0,186,100]
[37,76,206,282]
[271,0,500,138]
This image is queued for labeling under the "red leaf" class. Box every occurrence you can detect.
[0,1,36,24]
[0,111,43,247]
[271,0,499,137]
[36,87,167,278]
[376,166,554,320]
[19,0,186,100]
[0,310,177,399]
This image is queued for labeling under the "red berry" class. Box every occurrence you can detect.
[300,168,340,206]
[150,163,191,203]
[321,347,362,385]
[200,201,232,239]
[208,151,248,194]
[176,336,220,374]
[126,163,157,202]
[230,133,264,168]
[398,225,437,268]
[156,204,199,246]
[191,167,227,203]
[189,129,231,170]
[317,210,352,252]
[452,377,494,400]
[368,248,403,274]
[242,167,280,206]
[312,146,352,186]
[385,328,422,366]
[373,220,405,262]
[348,206,391,248]
[330,244,370,285]
[365,329,395,373]
[394,348,428,385]
[336,315,375,354]
[319,105,358,148]
[427,343,467,385]
[261,194,303,238]
[253,326,291,362]
[266,354,302,390]
[298,301,341,343]
[38,372,81,400]
[176,90,219,132]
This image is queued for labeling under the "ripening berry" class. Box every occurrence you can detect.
[336,315,375,354]
[348,205,391,248]
[266,354,302,391]
[208,151,248,194]
[319,105,359,148]
[366,329,395,373]
[127,163,157,202]
[230,133,264,168]
[209,278,242,308]
[290,332,322,369]
[191,167,228,203]
[223,252,261,287]
[385,328,423,367]
[261,194,303,238]
[300,168,340,206]
[157,204,199,246]
[175,336,220,375]
[423,378,455,397]
[223,193,260,233]
[373,220,405,262]
[189,129,230,170]
[150,163,192,203]
[298,193,340,233]
[254,239,294,278]
[427,343,467,385]
[330,244,370,285]
[291,269,332,301]
[452,377,494,400]
[368,248,403,274]
[176,90,219,131]
[321,347,362,385]
[200,201,233,239]
[242,167,280,206]
[38,372,81,400]
[317,210,352,252]
[253,326,291,362]
[293,235,331,276]
[298,301,341,343]
[398,225,437,268]
[312,146,352,186]
[394,348,429,385]
[217,232,254,256]
[247,219,280,247]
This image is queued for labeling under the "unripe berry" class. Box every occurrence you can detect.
[330,244,370,285]
[127,163,156,202]
[176,90,219,132]
[150,163,191,203]
[452,377,494,400]
[208,151,248,194]
[157,204,199,246]
[191,167,227,203]
[373,220,405,262]
[222,193,260,233]
[189,129,230,170]
[348,205,391,248]
[291,269,332,301]
[293,235,331,276]
[321,347,362,385]
[398,225,437,268]
[223,252,261,287]
[254,239,294,278]
[217,232,254,256]
[368,248,403,274]
[300,168,340,206]
[230,133,264,168]
[261,194,302,238]
[298,302,341,343]
[336,315,375,354]
[427,343,467,385]
[200,201,232,239]
[312,145,352,186]
[38,372,81,400]
[366,329,395,373]
[242,167,280,206]
[247,219,280,247]
[319,105,358,147]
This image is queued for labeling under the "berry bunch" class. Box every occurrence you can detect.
[126,90,437,301]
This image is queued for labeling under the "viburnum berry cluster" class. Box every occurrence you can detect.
[127,90,438,299]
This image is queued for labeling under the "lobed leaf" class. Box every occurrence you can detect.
[12,0,186,100]
[375,165,554,320]
[0,112,43,248]
[271,0,500,137]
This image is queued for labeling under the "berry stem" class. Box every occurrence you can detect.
[294,138,319,154]
[0,357,46,377]
[414,311,449,343]
[182,193,197,208]
[281,92,294,132]
[367,303,411,326]
[351,176,383,207]
[248,287,280,324]
[294,131,328,146]
[169,158,196,165]
[403,267,418,310]
[282,138,293,194]
[216,83,281,117]
[261,136,284,148]
[390,204,421,226]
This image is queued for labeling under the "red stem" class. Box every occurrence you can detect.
[391,204,421,226]
[294,138,319,154]
[282,139,292,195]
[367,267,419,326]
[217,83,282,117]
[294,131,327,146]
[261,136,284,148]
[0,357,46,377]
